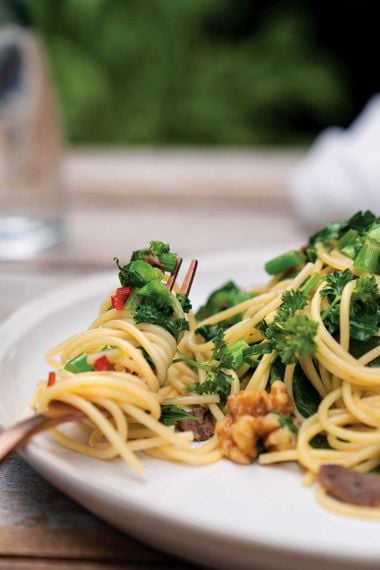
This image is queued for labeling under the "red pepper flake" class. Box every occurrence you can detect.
[111,285,133,310]
[111,294,125,310]
[116,286,133,296]
[94,355,110,371]
[47,371,56,387]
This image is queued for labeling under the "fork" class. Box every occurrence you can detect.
[0,257,198,462]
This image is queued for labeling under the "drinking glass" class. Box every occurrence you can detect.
[0,24,65,259]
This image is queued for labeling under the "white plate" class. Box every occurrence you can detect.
[1,250,380,570]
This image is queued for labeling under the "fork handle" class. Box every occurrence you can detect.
[0,411,83,462]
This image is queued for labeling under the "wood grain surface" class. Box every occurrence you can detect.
[0,148,308,569]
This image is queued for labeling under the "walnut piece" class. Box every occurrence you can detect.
[216,381,297,464]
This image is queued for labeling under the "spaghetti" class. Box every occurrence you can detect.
[178,210,380,518]
[32,213,380,519]
[32,241,221,474]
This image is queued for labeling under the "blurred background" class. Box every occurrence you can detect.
[1,0,379,263]
[4,0,378,147]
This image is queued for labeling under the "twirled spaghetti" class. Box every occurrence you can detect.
[32,242,221,474]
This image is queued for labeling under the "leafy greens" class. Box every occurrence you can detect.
[262,290,318,364]
[320,271,380,341]
[159,404,197,426]
[196,281,253,321]
[114,242,190,340]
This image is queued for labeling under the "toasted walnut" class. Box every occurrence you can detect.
[228,390,270,419]
[216,382,296,464]
[264,422,297,451]
[217,416,256,464]
[227,380,293,420]
[270,381,294,414]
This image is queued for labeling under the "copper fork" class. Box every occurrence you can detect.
[0,403,84,462]
[0,257,198,462]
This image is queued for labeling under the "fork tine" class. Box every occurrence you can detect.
[179,259,198,295]
[166,256,183,291]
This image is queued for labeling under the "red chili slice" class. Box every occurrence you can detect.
[111,294,125,310]
[111,285,133,310]
[94,355,110,371]
[116,286,133,296]
[47,371,56,387]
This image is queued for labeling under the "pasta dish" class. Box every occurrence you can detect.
[31,213,380,519]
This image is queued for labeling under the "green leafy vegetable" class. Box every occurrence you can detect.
[211,329,234,369]
[354,275,379,304]
[310,433,331,449]
[346,211,378,234]
[350,336,380,367]
[268,357,286,387]
[292,365,321,418]
[308,211,380,273]
[309,221,343,246]
[310,211,378,247]
[305,246,317,263]
[320,269,353,300]
[319,269,353,334]
[134,303,189,340]
[131,241,177,272]
[176,293,192,313]
[138,279,174,307]
[159,404,197,426]
[349,276,380,341]
[114,242,191,340]
[226,339,249,369]
[182,330,235,405]
[196,314,242,342]
[277,289,308,318]
[140,347,155,369]
[181,330,273,405]
[263,289,318,364]
[196,281,252,320]
[114,258,163,288]
[196,323,223,342]
[190,372,232,406]
[320,272,380,341]
[267,315,318,364]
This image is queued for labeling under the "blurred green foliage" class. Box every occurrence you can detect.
[28,0,351,145]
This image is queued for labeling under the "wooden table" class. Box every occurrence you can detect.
[0,148,307,569]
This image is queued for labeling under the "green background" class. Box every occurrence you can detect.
[28,0,352,145]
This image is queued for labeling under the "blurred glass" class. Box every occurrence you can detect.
[0,13,64,258]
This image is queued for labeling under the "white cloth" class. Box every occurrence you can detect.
[289,96,380,229]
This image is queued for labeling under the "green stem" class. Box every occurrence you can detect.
[321,296,340,321]
[265,250,305,276]
[301,273,320,297]
[354,241,380,273]
[173,352,210,371]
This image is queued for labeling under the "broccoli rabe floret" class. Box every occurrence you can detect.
[196,281,253,320]
[131,240,177,272]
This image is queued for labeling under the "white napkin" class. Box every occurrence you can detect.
[289,95,380,229]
